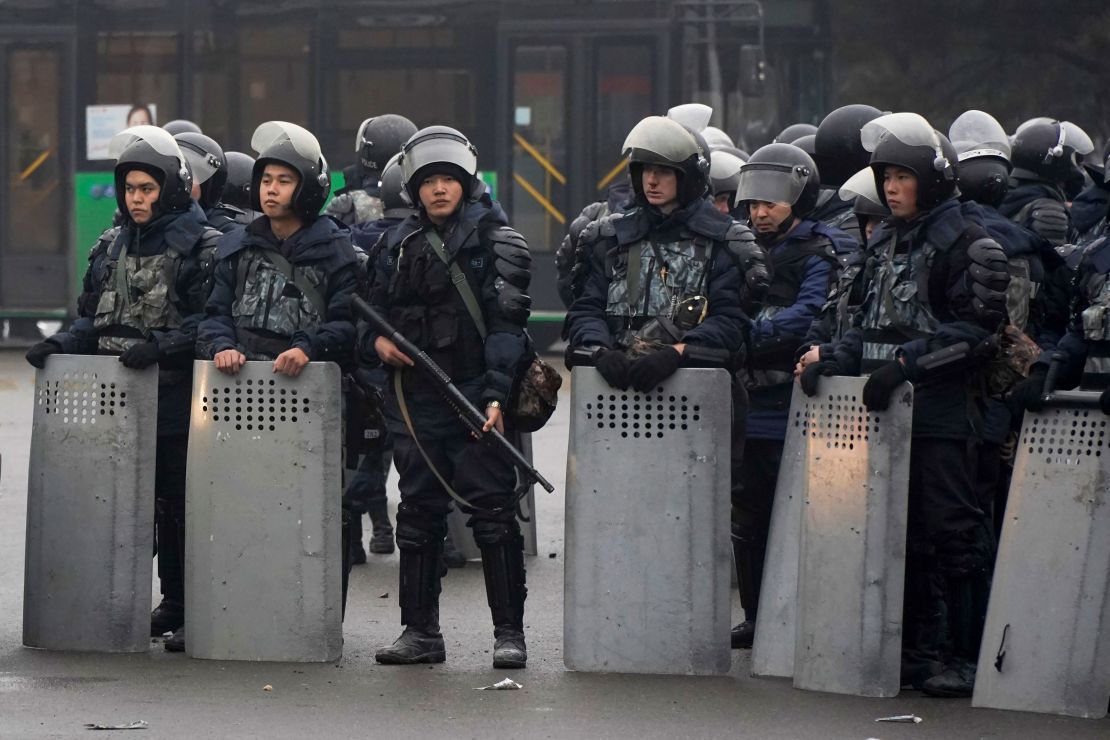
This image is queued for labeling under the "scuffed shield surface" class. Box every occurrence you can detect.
[185,361,342,662]
[24,355,158,652]
[973,394,1110,719]
[564,368,731,675]
[793,376,912,697]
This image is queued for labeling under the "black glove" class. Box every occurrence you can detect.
[1010,366,1048,412]
[595,349,632,390]
[799,359,837,397]
[1100,388,1110,416]
[1028,200,1069,246]
[627,346,682,393]
[862,360,906,412]
[118,342,161,369]
[25,341,58,369]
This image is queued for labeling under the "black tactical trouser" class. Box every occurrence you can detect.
[154,434,189,607]
[391,430,526,631]
[903,437,994,678]
[731,436,783,624]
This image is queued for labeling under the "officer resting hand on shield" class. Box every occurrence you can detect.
[25,126,221,651]
[801,113,1010,698]
[359,126,534,669]
[197,121,362,382]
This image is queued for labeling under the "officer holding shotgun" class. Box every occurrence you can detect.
[358,126,533,669]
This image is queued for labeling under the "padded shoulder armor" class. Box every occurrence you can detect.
[487,226,531,289]
[723,221,771,300]
[90,226,120,262]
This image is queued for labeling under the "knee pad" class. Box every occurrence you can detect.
[471,518,522,548]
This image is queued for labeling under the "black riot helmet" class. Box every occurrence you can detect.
[814,104,885,188]
[709,150,745,200]
[379,153,412,219]
[1010,119,1094,185]
[162,119,202,136]
[949,110,1012,208]
[398,125,483,207]
[863,112,958,210]
[774,122,817,144]
[250,121,330,220]
[174,132,227,209]
[791,134,817,157]
[222,151,256,211]
[623,115,710,206]
[355,114,419,173]
[109,125,193,217]
[735,143,821,219]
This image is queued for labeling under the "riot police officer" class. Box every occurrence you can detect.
[174,132,251,234]
[326,114,418,227]
[222,151,260,222]
[362,126,533,668]
[730,143,843,649]
[25,126,221,648]
[800,113,1010,697]
[195,122,361,647]
[344,153,416,561]
[999,119,1094,246]
[811,104,886,252]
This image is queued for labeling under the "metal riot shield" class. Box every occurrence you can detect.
[973,391,1110,719]
[793,376,912,697]
[447,432,539,561]
[23,355,158,652]
[564,367,732,675]
[185,361,343,662]
[750,383,809,677]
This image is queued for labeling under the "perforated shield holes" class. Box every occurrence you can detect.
[792,392,879,451]
[35,371,129,426]
[1021,408,1108,467]
[583,390,702,440]
[200,377,313,432]
[26,355,159,653]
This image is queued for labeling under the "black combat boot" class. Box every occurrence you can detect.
[731,537,763,649]
[900,555,946,690]
[376,544,446,664]
[164,626,185,653]
[922,570,990,698]
[367,499,395,555]
[479,533,528,669]
[150,599,184,637]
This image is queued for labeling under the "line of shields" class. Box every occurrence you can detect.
[21,356,1110,719]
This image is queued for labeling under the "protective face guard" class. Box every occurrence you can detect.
[709,151,744,195]
[735,161,809,206]
[179,145,221,185]
[400,130,478,184]
[950,110,1012,162]
[666,103,713,133]
[863,112,953,181]
[109,125,187,168]
[251,121,323,165]
[622,116,702,166]
[838,166,886,214]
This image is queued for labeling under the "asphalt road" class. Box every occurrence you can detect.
[0,350,1104,739]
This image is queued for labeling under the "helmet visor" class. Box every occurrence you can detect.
[1060,121,1094,156]
[401,130,478,183]
[736,162,809,206]
[838,166,882,204]
[108,125,184,163]
[861,112,941,152]
[703,126,735,149]
[180,146,220,184]
[355,117,372,152]
[622,116,700,164]
[251,121,322,163]
[666,103,713,133]
[949,110,1011,161]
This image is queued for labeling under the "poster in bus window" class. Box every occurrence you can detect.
[85,104,158,161]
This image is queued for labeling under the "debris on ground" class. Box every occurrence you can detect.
[874,714,922,724]
[84,720,147,731]
[474,678,523,691]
